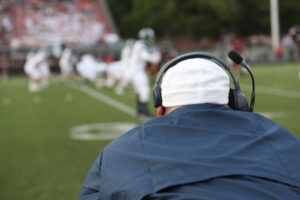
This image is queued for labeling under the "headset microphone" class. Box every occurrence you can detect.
[228,51,243,64]
[228,50,255,112]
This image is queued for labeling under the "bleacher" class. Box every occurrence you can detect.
[0,0,120,77]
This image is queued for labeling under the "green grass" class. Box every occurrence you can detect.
[0,78,140,200]
[238,64,300,134]
[0,64,300,199]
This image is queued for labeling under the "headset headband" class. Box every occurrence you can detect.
[153,52,251,112]
[154,52,241,92]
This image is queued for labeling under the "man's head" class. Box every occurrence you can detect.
[157,58,230,116]
[138,28,155,45]
[289,25,300,41]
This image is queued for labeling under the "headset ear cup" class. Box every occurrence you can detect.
[153,87,162,108]
[228,88,236,110]
[229,88,249,111]
[235,91,249,111]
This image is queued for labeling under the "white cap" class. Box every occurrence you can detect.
[161,58,229,107]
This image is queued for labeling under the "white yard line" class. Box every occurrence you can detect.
[240,84,300,99]
[259,112,287,119]
[67,83,150,121]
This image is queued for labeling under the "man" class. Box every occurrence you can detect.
[24,50,50,92]
[104,57,123,88]
[59,44,74,80]
[76,54,107,87]
[289,25,300,79]
[130,28,161,116]
[115,39,135,95]
[79,55,300,199]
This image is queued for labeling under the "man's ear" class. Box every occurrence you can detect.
[157,106,165,116]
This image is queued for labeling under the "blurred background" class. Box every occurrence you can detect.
[0,0,300,199]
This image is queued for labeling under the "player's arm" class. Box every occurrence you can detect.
[140,46,161,64]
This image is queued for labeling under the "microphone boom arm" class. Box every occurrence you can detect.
[240,62,255,112]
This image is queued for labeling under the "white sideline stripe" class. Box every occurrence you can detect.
[69,83,136,116]
[68,83,150,121]
[259,112,286,119]
[240,84,300,99]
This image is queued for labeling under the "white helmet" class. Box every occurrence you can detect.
[138,28,155,40]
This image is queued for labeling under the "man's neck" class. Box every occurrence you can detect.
[165,105,183,115]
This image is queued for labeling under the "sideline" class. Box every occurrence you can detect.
[67,83,151,121]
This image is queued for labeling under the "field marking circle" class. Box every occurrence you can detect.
[70,122,136,141]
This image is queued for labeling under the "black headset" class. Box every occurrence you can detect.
[153,52,253,112]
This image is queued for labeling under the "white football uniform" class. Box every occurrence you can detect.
[119,43,134,85]
[59,48,73,75]
[76,54,106,82]
[105,61,122,87]
[130,40,161,102]
[24,51,46,80]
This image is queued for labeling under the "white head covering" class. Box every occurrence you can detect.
[161,58,230,107]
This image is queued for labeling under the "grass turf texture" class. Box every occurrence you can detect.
[0,64,300,199]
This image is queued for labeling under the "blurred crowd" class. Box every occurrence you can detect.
[0,0,118,48]
[13,6,105,47]
[174,31,300,65]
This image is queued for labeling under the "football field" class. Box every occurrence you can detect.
[1,64,300,200]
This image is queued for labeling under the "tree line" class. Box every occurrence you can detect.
[106,0,300,39]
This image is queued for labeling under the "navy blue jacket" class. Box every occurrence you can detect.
[79,103,300,200]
